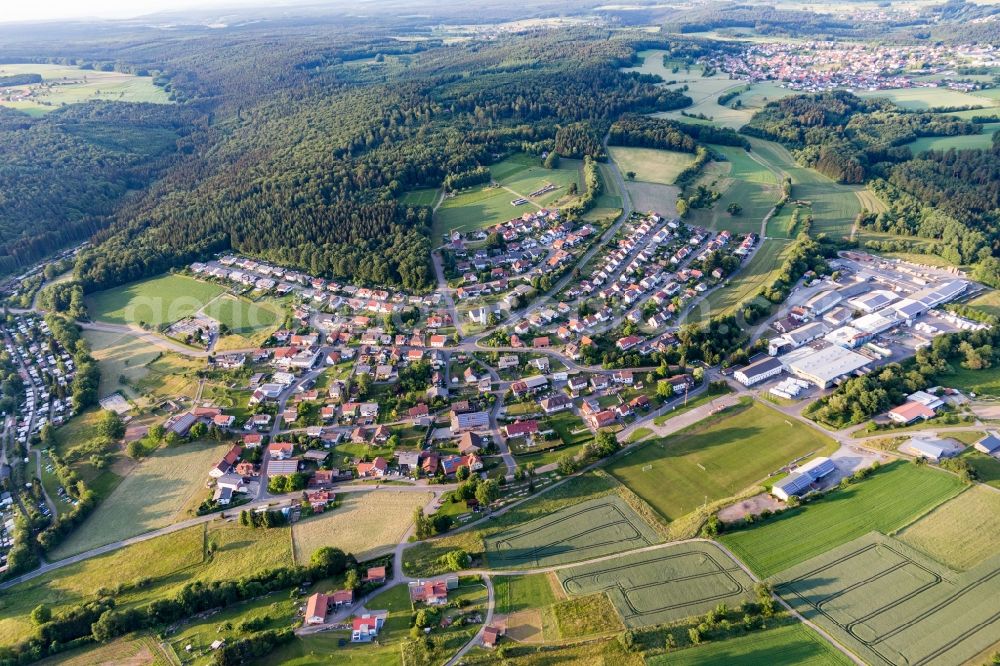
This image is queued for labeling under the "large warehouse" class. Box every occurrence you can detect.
[771,456,837,500]
[780,344,872,388]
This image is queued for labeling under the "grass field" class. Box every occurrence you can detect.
[558,541,756,628]
[858,86,1000,111]
[696,239,793,322]
[87,274,226,327]
[607,402,836,521]
[0,63,171,114]
[898,485,1000,570]
[494,573,559,614]
[774,532,1000,666]
[908,123,1000,153]
[623,180,679,215]
[50,441,231,560]
[688,144,780,236]
[291,491,431,562]
[649,622,853,666]
[483,495,660,569]
[961,449,1000,489]
[942,364,1000,396]
[609,146,696,185]
[749,139,861,239]
[133,353,203,400]
[82,329,161,400]
[202,294,279,334]
[966,289,1000,319]
[399,187,439,207]
[38,635,173,666]
[0,522,292,648]
[720,461,965,578]
[433,153,582,238]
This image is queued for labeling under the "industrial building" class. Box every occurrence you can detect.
[771,456,836,500]
[804,289,842,316]
[780,344,871,388]
[734,356,784,386]
[848,290,898,313]
[768,321,828,356]
[899,437,960,462]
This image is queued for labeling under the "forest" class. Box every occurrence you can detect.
[14,28,701,293]
[0,102,192,275]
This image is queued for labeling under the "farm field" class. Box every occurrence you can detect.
[774,532,1000,666]
[688,144,780,236]
[0,63,171,114]
[607,401,835,521]
[720,461,965,578]
[908,123,1000,153]
[49,441,232,559]
[484,495,659,569]
[37,635,173,666]
[0,522,292,648]
[695,239,793,322]
[494,573,559,614]
[608,146,695,185]
[86,274,226,327]
[291,491,431,562]
[399,187,439,207]
[82,328,161,401]
[622,180,679,215]
[858,86,1000,110]
[897,485,1000,570]
[749,139,862,239]
[558,541,755,628]
[649,622,853,666]
[433,153,582,238]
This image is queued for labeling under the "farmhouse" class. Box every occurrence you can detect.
[305,593,330,625]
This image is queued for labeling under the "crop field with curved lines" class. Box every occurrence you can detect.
[484,496,659,569]
[557,541,755,628]
[774,532,1000,666]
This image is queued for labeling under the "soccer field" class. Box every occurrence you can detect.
[775,532,1000,666]
[86,274,226,327]
[484,495,659,569]
[203,294,280,335]
[607,401,836,521]
[558,541,755,627]
[720,462,964,578]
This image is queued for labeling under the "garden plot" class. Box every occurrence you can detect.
[484,495,659,569]
[558,541,755,628]
[774,532,1000,666]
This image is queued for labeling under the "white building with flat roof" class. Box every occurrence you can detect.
[780,345,871,388]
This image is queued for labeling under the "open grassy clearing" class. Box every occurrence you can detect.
[687,144,779,236]
[433,153,582,238]
[87,274,226,327]
[82,329,161,401]
[38,635,172,666]
[774,532,1000,666]
[940,364,1000,396]
[0,522,292,648]
[558,541,755,628]
[966,289,1000,319]
[749,139,861,239]
[908,123,1000,153]
[720,461,965,578]
[133,353,203,401]
[961,449,1000,489]
[609,146,695,185]
[398,187,439,207]
[50,441,231,559]
[649,622,852,666]
[484,495,659,569]
[607,401,835,521]
[897,485,1000,570]
[0,63,171,114]
[858,86,1000,111]
[623,180,679,215]
[695,239,792,322]
[292,491,431,562]
[494,573,559,614]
